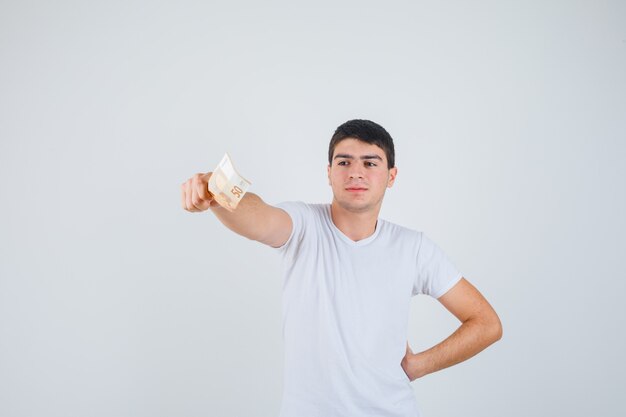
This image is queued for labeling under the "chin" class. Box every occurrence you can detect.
[336,198,372,213]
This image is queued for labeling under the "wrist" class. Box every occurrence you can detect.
[410,352,433,379]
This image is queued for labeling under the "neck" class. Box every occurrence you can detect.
[330,199,381,242]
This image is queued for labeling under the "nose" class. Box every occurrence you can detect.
[348,165,364,179]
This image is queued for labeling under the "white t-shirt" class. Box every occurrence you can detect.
[271,201,463,417]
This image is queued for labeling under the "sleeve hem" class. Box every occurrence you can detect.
[432,272,464,299]
[268,203,298,251]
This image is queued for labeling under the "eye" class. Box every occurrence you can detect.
[366,162,377,167]
[338,161,348,166]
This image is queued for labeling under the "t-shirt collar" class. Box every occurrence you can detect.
[326,204,382,246]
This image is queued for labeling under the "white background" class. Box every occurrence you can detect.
[1,1,625,416]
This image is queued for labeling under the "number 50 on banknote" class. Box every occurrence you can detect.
[208,153,252,212]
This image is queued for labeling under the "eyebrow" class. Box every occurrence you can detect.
[334,153,383,161]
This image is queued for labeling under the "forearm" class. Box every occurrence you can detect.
[209,192,271,241]
[410,317,502,379]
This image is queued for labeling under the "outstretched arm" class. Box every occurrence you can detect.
[181,172,292,248]
[402,278,503,381]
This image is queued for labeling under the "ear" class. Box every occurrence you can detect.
[327,165,331,186]
[387,166,398,188]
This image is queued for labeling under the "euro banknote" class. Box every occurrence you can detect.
[208,153,251,212]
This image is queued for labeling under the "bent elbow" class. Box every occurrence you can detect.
[491,316,503,343]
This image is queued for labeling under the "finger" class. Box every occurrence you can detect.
[202,172,217,206]
[201,171,213,183]
[181,183,187,210]
[192,178,210,211]
[197,177,213,202]
[186,180,196,212]
[193,183,211,211]
[191,176,210,211]
[191,180,201,211]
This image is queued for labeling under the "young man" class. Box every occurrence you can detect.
[181,119,502,417]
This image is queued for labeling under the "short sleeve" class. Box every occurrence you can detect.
[270,201,309,260]
[412,233,463,298]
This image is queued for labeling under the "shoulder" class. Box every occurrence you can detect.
[275,200,309,211]
[270,202,327,252]
[273,201,329,224]
[275,201,324,214]
[376,218,423,254]
[379,218,423,241]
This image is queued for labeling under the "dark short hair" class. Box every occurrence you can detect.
[328,119,395,169]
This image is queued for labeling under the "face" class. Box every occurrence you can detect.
[327,138,397,213]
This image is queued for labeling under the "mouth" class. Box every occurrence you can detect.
[345,187,368,193]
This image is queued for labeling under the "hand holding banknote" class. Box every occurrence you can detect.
[181,153,251,213]
[181,171,218,212]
